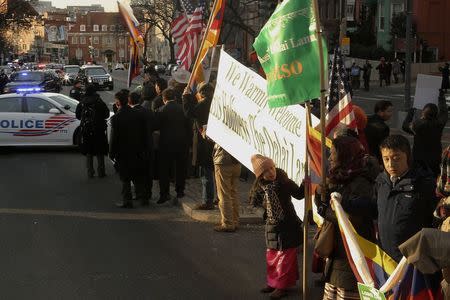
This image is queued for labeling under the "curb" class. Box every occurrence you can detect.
[180,197,263,225]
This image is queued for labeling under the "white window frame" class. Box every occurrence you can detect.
[102,25,108,32]
[110,25,115,32]
[119,37,124,44]
[391,3,404,19]
[93,36,99,44]
[93,25,99,32]
[379,2,385,31]
[80,36,86,44]
[71,36,78,44]
[80,24,86,32]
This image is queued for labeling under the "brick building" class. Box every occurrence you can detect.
[68,12,130,64]
[414,0,450,61]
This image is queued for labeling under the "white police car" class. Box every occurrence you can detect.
[0,90,82,146]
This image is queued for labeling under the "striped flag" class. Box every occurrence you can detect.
[190,0,226,87]
[325,48,356,136]
[171,1,205,70]
[117,0,143,87]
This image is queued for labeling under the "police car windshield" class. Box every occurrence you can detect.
[49,95,78,113]
[86,68,107,76]
[64,67,79,74]
[11,72,44,82]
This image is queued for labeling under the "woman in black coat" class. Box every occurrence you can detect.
[75,85,110,178]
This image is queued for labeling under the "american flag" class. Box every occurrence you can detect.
[325,48,356,136]
[171,0,205,70]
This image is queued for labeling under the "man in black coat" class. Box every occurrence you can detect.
[110,89,151,208]
[128,91,154,206]
[75,85,110,178]
[402,90,448,176]
[183,82,215,210]
[154,88,190,204]
[70,80,83,101]
[364,100,393,161]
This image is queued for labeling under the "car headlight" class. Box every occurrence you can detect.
[64,74,69,80]
[88,77,92,83]
[108,76,113,82]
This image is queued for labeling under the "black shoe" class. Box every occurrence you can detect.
[115,201,133,208]
[176,192,185,198]
[156,196,169,204]
[260,286,275,293]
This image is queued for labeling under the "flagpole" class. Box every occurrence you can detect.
[312,0,327,204]
[303,102,313,300]
[187,0,220,89]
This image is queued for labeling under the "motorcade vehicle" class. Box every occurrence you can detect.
[0,92,81,146]
[77,65,113,90]
[154,64,166,74]
[3,70,62,94]
[0,66,13,79]
[165,63,178,76]
[63,65,80,85]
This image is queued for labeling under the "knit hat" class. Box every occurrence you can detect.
[251,154,275,178]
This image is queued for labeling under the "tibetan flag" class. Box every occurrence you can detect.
[190,0,226,88]
[391,265,443,300]
[117,0,144,45]
[253,0,328,108]
[306,125,331,179]
[127,39,139,88]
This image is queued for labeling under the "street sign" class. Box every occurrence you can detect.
[357,283,386,300]
[341,37,350,55]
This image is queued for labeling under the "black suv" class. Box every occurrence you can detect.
[77,65,114,90]
[3,70,62,94]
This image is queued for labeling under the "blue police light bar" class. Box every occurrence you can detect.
[16,87,43,93]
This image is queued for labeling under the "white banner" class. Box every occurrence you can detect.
[207,50,319,217]
[413,74,441,110]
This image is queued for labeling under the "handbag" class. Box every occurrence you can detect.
[314,220,335,258]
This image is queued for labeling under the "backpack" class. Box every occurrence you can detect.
[80,103,96,138]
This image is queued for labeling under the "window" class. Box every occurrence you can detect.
[379,2,385,31]
[80,36,86,44]
[102,25,108,32]
[71,36,78,44]
[22,44,27,50]
[0,98,22,112]
[80,24,86,32]
[93,24,99,31]
[75,48,83,59]
[119,38,124,44]
[26,98,56,114]
[119,49,125,58]
[110,25,115,31]
[93,36,99,44]
[94,49,100,57]
[104,36,112,44]
[391,3,404,18]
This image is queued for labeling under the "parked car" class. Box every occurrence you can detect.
[155,64,166,74]
[3,70,62,94]
[63,65,81,85]
[114,63,125,70]
[77,65,113,91]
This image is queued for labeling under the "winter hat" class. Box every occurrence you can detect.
[251,154,275,178]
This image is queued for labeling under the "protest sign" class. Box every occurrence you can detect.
[413,74,441,109]
[207,49,319,218]
[357,283,386,300]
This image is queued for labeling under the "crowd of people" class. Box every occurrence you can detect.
[72,66,450,298]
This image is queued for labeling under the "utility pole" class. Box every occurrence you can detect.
[404,0,412,110]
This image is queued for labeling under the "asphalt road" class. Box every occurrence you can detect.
[0,146,323,299]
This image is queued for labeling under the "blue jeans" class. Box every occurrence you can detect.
[200,166,215,205]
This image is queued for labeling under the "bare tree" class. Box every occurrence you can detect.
[222,0,260,41]
[131,0,178,64]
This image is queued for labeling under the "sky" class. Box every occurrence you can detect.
[51,0,123,12]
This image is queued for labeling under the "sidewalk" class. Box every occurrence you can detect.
[179,175,264,224]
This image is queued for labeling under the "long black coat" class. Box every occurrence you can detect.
[249,169,304,250]
[402,96,448,175]
[109,106,151,180]
[75,93,109,155]
[182,93,214,167]
[440,65,449,90]
[132,104,154,152]
[154,101,191,152]
[365,114,390,161]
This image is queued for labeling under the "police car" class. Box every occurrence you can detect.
[0,91,83,146]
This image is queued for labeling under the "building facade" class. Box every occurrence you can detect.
[68,12,130,64]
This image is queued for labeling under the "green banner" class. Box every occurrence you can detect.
[253,0,328,108]
[357,283,386,300]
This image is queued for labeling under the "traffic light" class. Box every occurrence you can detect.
[258,0,278,21]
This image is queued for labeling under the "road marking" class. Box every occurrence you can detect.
[0,208,183,221]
